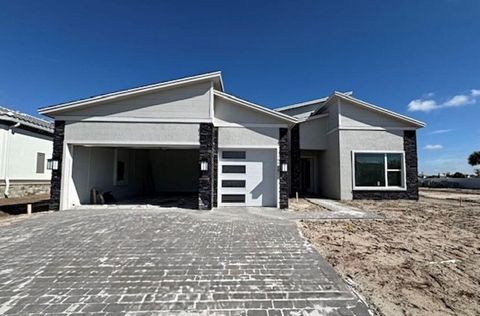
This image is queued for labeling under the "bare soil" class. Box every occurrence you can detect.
[300,189,480,316]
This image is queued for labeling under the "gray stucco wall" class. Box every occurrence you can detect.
[214,97,284,125]
[338,129,404,199]
[218,127,279,148]
[299,117,327,150]
[57,82,211,120]
[64,122,200,145]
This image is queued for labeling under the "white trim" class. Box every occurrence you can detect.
[214,90,297,124]
[55,116,213,123]
[39,71,224,115]
[67,141,199,148]
[218,144,279,149]
[214,122,288,128]
[351,150,407,191]
[327,126,418,135]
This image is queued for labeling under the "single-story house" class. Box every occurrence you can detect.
[0,106,54,198]
[38,71,425,211]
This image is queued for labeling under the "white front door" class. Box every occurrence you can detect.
[218,149,277,207]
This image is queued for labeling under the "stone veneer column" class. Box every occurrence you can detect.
[404,130,419,200]
[212,127,219,208]
[279,128,289,209]
[198,123,214,210]
[49,120,65,211]
[290,125,301,197]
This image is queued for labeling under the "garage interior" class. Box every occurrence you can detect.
[70,146,199,208]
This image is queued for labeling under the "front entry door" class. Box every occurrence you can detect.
[300,158,314,194]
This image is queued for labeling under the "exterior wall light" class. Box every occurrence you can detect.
[281,162,288,172]
[200,160,209,171]
[47,159,59,170]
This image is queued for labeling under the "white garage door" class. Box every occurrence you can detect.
[218,149,277,207]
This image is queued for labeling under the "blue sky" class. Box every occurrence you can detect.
[0,0,479,174]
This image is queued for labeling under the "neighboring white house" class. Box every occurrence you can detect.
[0,107,54,198]
[38,71,424,211]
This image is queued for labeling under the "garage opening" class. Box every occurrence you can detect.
[70,146,199,209]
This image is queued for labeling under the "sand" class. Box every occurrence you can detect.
[300,190,480,316]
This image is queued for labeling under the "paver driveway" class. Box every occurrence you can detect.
[0,207,370,315]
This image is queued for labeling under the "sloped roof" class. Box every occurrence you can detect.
[0,106,53,133]
[316,92,426,128]
[275,91,353,112]
[39,71,224,116]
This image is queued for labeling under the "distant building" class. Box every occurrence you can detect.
[0,106,53,198]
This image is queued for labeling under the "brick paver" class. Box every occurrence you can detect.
[0,208,370,315]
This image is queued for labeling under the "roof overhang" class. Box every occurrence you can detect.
[214,90,298,124]
[316,92,426,128]
[39,71,224,117]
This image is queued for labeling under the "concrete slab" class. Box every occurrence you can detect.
[0,207,371,315]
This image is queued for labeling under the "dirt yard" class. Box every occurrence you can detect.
[300,188,480,316]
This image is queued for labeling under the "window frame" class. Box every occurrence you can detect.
[36,152,45,174]
[352,150,407,191]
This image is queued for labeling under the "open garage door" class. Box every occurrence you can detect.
[218,149,277,207]
[69,146,199,208]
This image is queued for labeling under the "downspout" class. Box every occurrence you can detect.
[3,122,20,197]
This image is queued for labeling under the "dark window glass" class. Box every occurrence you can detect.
[117,161,125,181]
[222,194,246,203]
[355,153,385,187]
[36,153,45,174]
[388,171,402,187]
[387,153,402,169]
[222,151,246,159]
[222,165,246,174]
[222,180,246,188]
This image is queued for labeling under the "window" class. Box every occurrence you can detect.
[221,194,246,203]
[353,152,405,189]
[222,151,246,159]
[113,149,128,186]
[222,165,246,174]
[222,180,246,188]
[36,153,45,174]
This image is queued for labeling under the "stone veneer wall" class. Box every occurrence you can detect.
[0,182,50,198]
[279,128,289,209]
[353,130,419,200]
[289,125,301,197]
[49,120,65,210]
[198,123,214,210]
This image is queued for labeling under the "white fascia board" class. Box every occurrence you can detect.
[39,71,224,115]
[318,92,426,128]
[213,90,298,124]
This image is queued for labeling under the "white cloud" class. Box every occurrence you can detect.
[424,144,444,150]
[429,129,453,135]
[443,94,474,107]
[408,88,480,112]
[407,99,438,112]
